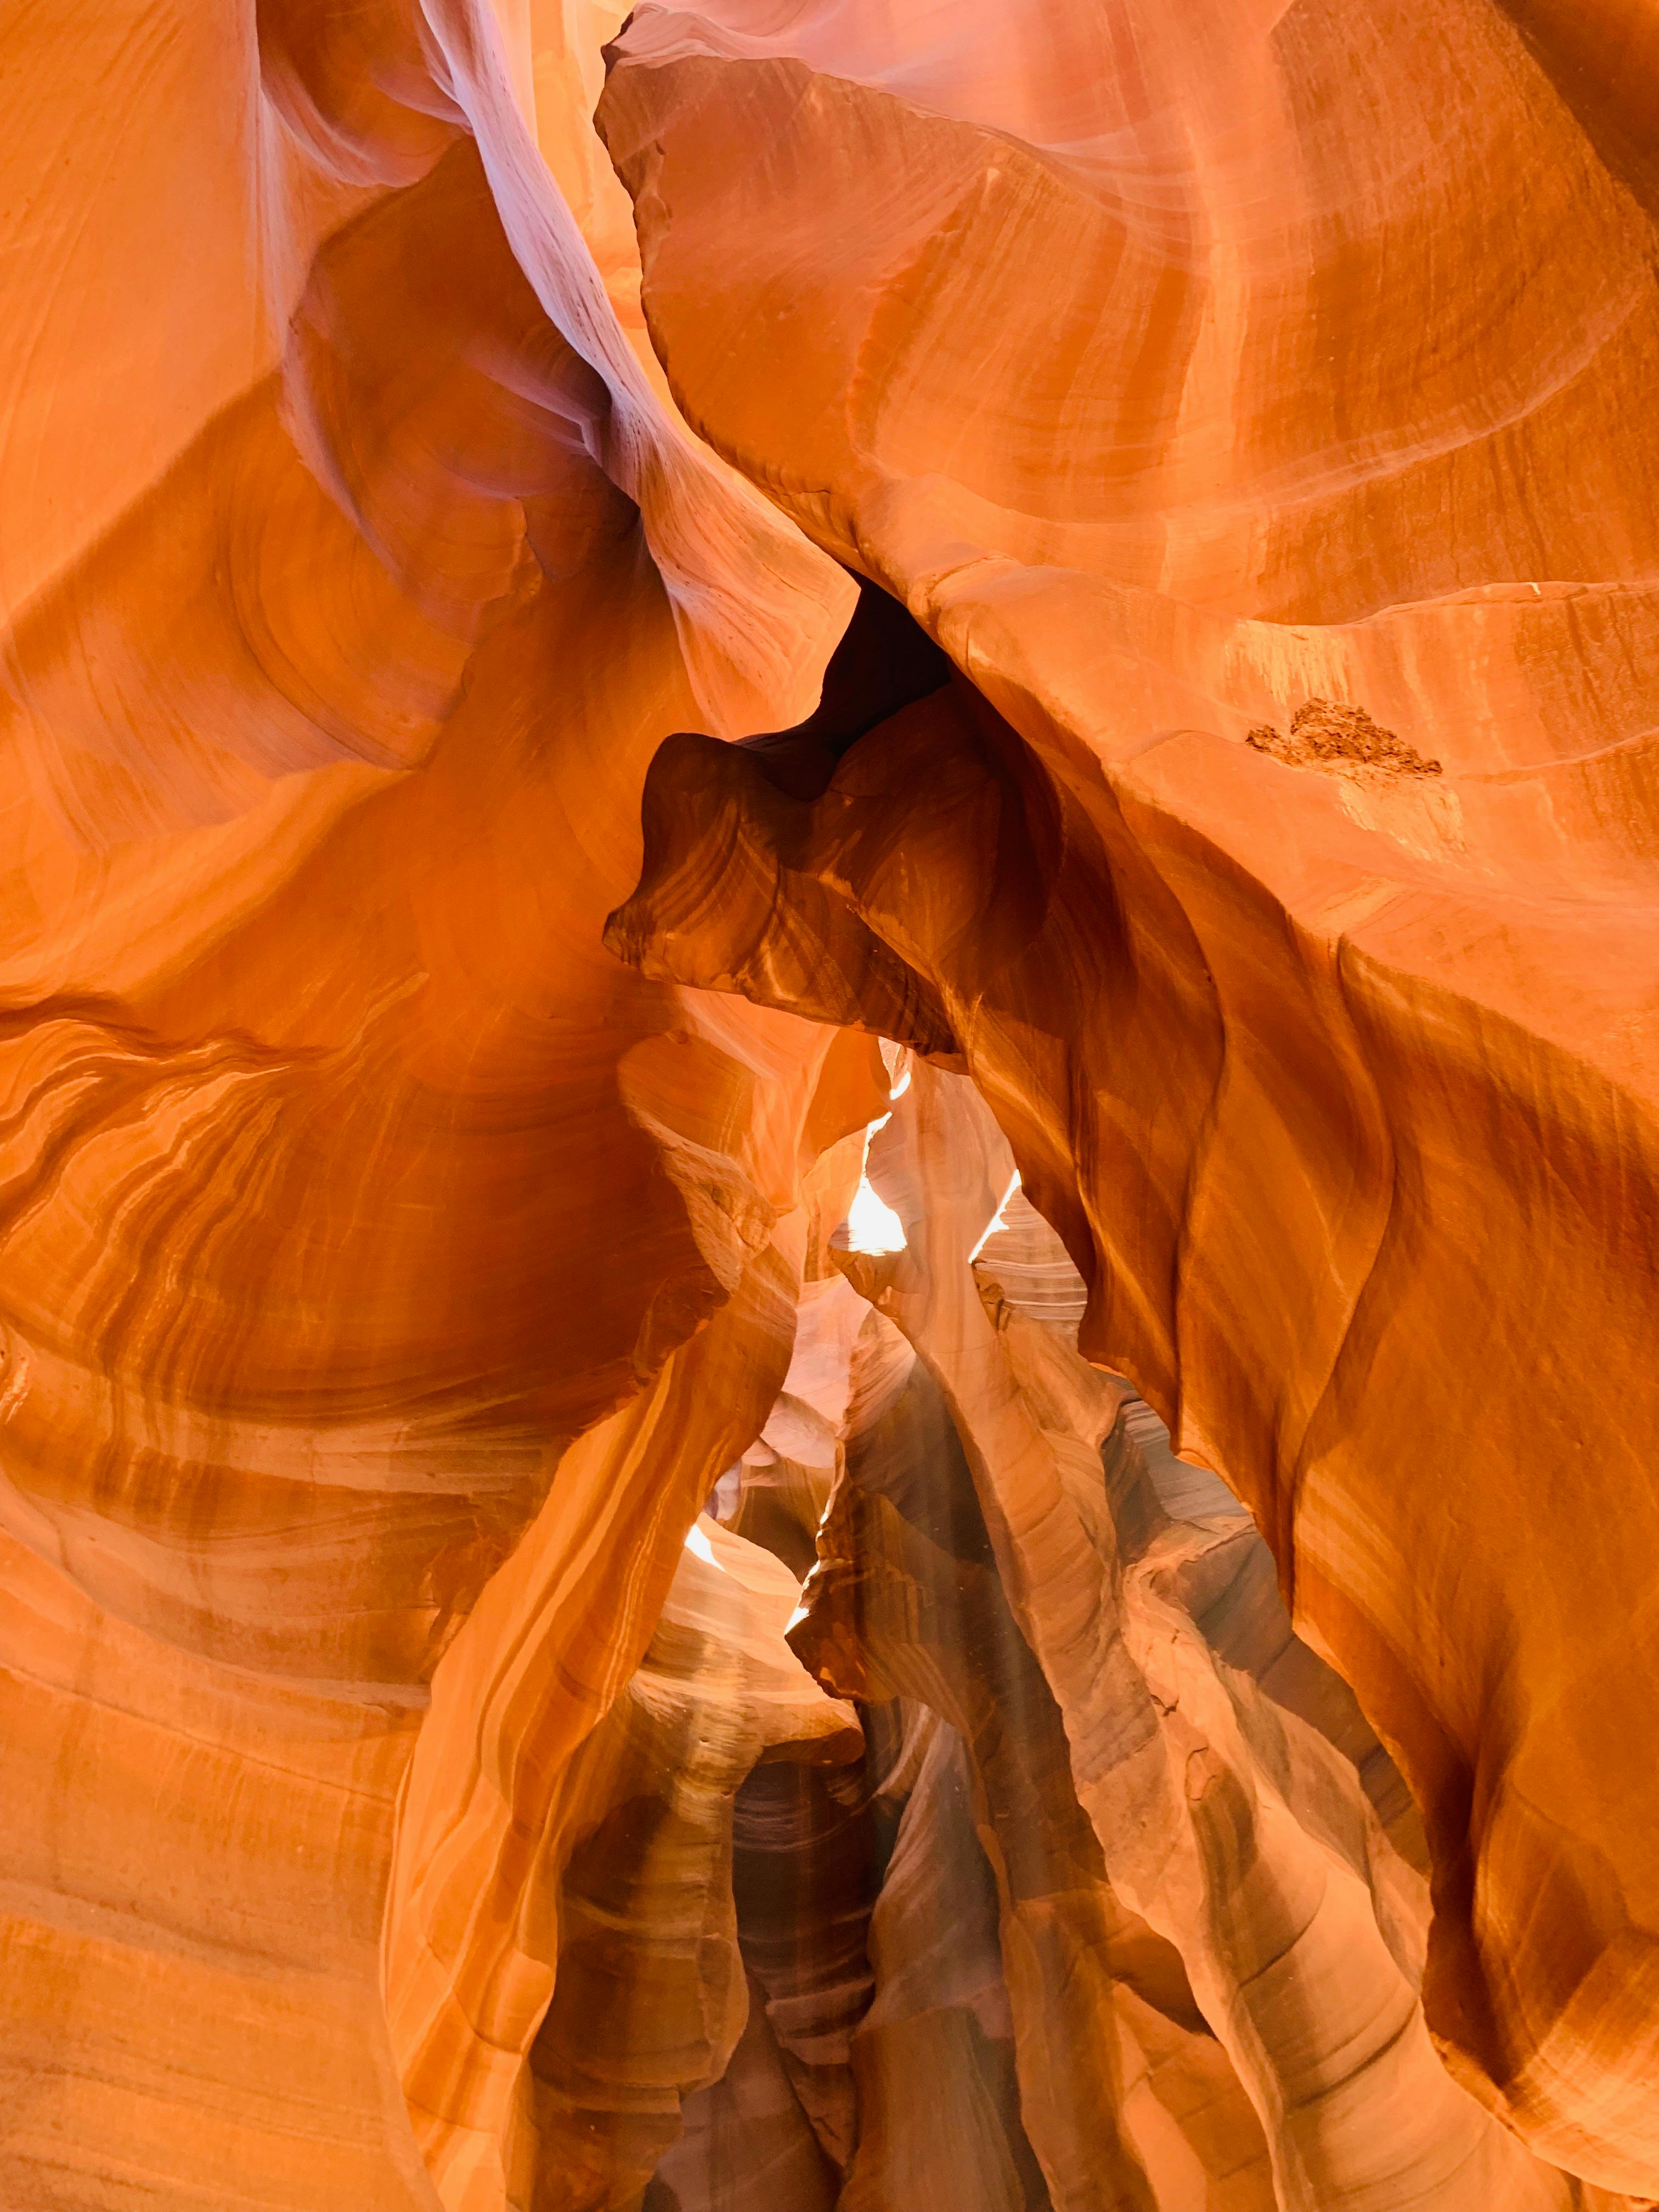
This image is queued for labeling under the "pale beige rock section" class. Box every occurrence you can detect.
[837,1717,1047,2212]
[523,1508,860,2207]
[826,1062,1574,2212]
[792,1308,1277,2212]
[648,1966,841,2212]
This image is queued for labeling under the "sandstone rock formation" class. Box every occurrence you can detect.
[599,5,1659,2192]
[2,0,1657,2207]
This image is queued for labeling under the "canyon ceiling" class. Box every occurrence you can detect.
[1,2,1657,2209]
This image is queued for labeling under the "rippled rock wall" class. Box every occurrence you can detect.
[1,2,1656,2208]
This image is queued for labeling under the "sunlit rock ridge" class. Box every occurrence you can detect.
[0,2,1656,2208]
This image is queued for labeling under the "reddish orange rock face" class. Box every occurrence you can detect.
[1,2,1657,2209]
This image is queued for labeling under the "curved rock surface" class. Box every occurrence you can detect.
[1,0,1657,2208]
[0,2,865,2204]
[599,4,1659,2188]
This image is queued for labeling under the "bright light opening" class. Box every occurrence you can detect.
[682,1520,718,1564]
[967,1169,1023,1263]
[845,1173,907,1255]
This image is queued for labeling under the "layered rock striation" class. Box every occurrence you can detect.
[0,0,1656,2208]
[600,3,1659,2190]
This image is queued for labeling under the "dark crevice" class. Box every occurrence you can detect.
[738,573,955,800]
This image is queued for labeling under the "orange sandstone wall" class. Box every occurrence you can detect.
[1,0,1657,2207]
[0,2,867,2205]
[599,1,1659,2192]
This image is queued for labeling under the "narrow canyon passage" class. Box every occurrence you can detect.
[1,1,1657,2209]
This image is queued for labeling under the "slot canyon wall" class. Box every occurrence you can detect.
[0,2,1656,2210]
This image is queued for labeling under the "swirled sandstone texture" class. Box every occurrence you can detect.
[0,1,871,2205]
[599,0,1659,2193]
[817,1064,1572,2211]
[635,1063,1612,2211]
[6,0,1659,2207]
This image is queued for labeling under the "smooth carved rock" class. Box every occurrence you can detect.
[526,1510,859,2209]
[820,1063,1578,2210]
[4,0,1659,2205]
[600,6,1659,2176]
[789,1295,1278,2212]
[0,2,868,2206]
[383,1244,856,2210]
